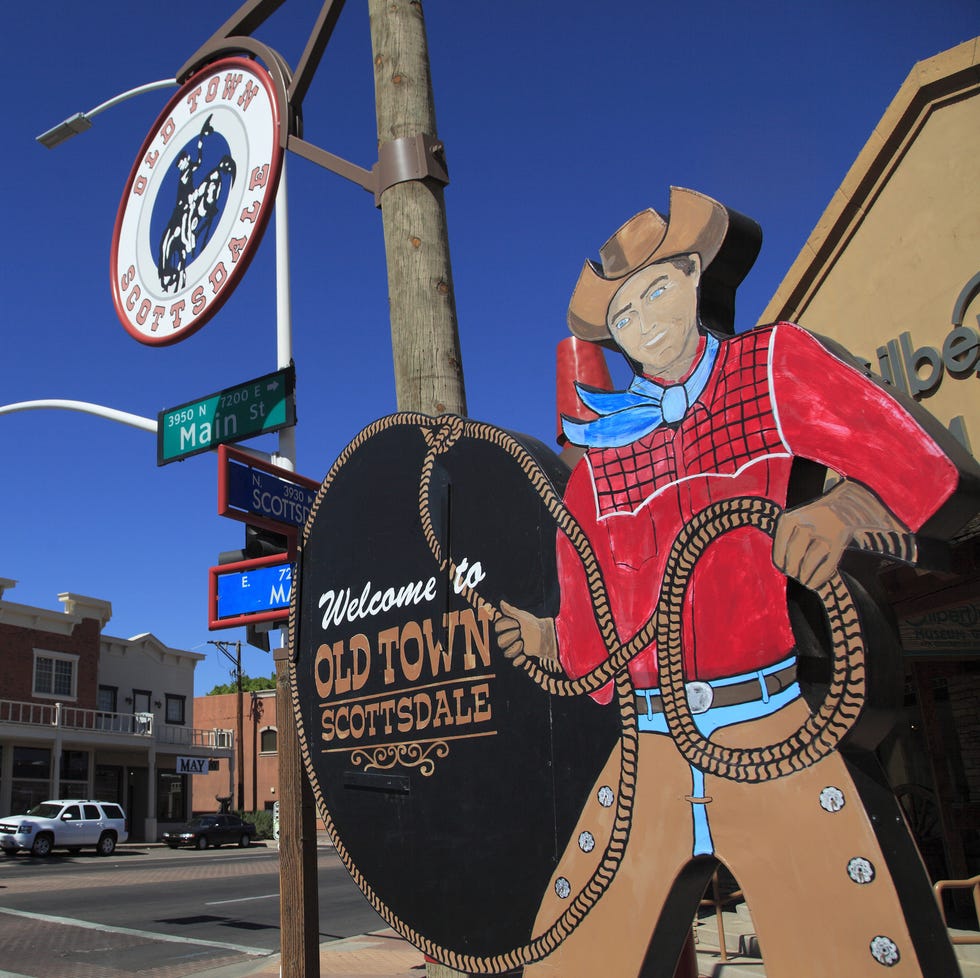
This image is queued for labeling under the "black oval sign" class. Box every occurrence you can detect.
[289,414,620,968]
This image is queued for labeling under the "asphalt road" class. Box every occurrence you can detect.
[0,840,388,978]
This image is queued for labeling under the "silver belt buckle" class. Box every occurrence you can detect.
[685,681,714,715]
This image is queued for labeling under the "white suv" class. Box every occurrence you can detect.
[0,800,128,857]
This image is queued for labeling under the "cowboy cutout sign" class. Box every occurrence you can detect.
[291,188,980,978]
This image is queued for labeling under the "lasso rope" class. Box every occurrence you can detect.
[289,412,912,974]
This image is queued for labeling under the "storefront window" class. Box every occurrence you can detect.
[59,750,89,798]
[157,772,187,822]
[11,747,50,813]
[95,765,123,804]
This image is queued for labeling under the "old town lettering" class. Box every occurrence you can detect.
[315,606,495,747]
[320,681,492,745]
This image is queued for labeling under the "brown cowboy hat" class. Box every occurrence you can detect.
[567,187,729,342]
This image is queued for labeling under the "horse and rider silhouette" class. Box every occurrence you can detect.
[157,114,236,292]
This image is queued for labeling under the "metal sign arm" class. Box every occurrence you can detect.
[174,0,447,203]
[185,0,288,70]
[288,0,347,110]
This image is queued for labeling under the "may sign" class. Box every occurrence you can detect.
[176,756,210,775]
[111,56,283,345]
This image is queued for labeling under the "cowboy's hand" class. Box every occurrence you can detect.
[494,601,560,669]
[773,480,906,590]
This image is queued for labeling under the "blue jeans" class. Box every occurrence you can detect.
[635,655,801,855]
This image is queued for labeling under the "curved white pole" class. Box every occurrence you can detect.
[0,399,157,432]
[83,79,177,120]
[274,157,296,474]
[37,79,177,147]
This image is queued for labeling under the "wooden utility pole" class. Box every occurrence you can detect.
[208,639,245,812]
[368,0,466,416]
[369,6,466,976]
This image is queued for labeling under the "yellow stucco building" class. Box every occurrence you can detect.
[764,37,980,883]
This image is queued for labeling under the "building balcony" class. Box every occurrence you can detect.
[0,698,233,751]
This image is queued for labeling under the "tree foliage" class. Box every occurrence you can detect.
[206,674,277,695]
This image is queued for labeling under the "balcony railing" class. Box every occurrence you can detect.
[0,698,232,750]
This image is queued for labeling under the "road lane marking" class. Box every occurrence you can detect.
[0,906,268,956]
[206,893,279,905]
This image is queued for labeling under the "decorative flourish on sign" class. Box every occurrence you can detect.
[351,741,451,777]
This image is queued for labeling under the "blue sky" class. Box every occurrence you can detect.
[2,1,977,696]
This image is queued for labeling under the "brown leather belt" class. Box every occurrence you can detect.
[636,663,798,715]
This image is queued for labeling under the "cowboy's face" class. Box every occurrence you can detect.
[606,254,702,381]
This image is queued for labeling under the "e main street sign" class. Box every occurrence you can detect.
[158,365,295,465]
[209,553,292,629]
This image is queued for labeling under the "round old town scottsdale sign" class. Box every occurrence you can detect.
[111,57,283,345]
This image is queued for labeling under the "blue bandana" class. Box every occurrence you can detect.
[562,332,720,449]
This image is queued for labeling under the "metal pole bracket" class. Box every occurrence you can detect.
[373,133,449,206]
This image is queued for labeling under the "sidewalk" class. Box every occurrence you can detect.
[195,927,426,978]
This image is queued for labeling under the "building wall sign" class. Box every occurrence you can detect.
[176,756,210,775]
[867,272,980,398]
[111,57,283,346]
[900,603,980,654]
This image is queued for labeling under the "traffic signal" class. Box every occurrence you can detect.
[246,622,273,653]
[218,524,290,565]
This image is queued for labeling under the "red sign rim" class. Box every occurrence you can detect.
[110,56,284,346]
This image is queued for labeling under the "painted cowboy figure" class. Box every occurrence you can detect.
[494,188,979,977]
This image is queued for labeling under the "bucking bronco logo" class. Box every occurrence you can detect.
[157,115,236,293]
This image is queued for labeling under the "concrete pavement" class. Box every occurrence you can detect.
[193,927,426,978]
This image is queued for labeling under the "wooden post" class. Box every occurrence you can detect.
[368,0,466,417]
[276,647,321,977]
[369,5,465,975]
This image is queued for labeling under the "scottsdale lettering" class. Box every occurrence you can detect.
[316,606,495,747]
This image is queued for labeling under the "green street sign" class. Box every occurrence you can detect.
[157,365,295,465]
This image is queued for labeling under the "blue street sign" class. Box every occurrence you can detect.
[210,557,292,628]
[220,446,318,533]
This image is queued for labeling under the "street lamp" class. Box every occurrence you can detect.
[36,79,176,148]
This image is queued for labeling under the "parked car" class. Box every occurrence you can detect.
[162,813,256,850]
[0,799,128,857]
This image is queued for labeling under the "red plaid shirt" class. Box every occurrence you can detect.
[555,322,957,702]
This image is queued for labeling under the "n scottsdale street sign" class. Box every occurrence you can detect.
[218,444,318,535]
[111,56,284,345]
[158,365,295,465]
